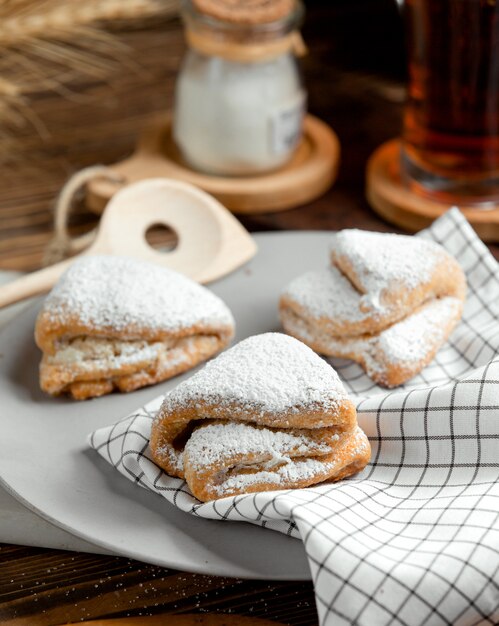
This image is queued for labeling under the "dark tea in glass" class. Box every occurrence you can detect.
[402,0,499,205]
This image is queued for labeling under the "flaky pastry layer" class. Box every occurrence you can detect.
[40,334,228,400]
[281,296,463,388]
[183,421,370,501]
[150,393,359,480]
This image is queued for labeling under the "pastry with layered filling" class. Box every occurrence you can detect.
[150,332,370,502]
[35,256,235,400]
[280,230,466,387]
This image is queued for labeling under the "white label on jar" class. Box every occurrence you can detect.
[270,93,306,156]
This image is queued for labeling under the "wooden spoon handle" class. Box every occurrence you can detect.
[0,259,72,309]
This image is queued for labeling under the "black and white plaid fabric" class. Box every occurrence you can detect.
[90,209,499,626]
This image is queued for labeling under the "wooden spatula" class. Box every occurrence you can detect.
[0,178,256,309]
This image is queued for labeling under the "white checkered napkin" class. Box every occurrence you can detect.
[90,209,499,626]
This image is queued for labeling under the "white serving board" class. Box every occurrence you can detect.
[0,486,108,553]
[0,233,332,578]
[0,271,107,553]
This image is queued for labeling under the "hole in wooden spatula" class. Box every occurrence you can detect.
[145,223,179,252]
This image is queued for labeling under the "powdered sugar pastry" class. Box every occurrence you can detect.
[280,229,466,387]
[40,255,234,335]
[150,333,370,501]
[35,255,235,399]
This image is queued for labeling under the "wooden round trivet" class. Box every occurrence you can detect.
[366,138,499,242]
[86,114,340,215]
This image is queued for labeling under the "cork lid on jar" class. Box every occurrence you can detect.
[192,0,296,24]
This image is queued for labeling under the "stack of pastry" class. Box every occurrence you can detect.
[150,332,370,502]
[35,255,235,400]
[280,230,466,387]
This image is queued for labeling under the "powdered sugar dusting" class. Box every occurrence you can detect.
[184,421,336,471]
[331,229,443,294]
[165,333,349,417]
[377,297,462,366]
[282,267,379,325]
[203,425,370,497]
[282,232,458,335]
[215,458,332,495]
[283,296,462,382]
[41,255,234,335]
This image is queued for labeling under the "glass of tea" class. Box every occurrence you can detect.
[402,0,499,206]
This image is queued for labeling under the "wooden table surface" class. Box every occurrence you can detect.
[1,2,497,625]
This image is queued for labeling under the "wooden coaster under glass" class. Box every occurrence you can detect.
[366,138,499,242]
[87,114,340,215]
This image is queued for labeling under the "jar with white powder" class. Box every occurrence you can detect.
[173,0,306,176]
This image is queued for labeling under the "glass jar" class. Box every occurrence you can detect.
[173,0,306,176]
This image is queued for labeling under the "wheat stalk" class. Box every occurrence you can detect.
[0,1,176,46]
[0,0,179,163]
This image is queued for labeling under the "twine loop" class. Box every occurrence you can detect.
[185,28,307,63]
[44,165,124,266]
